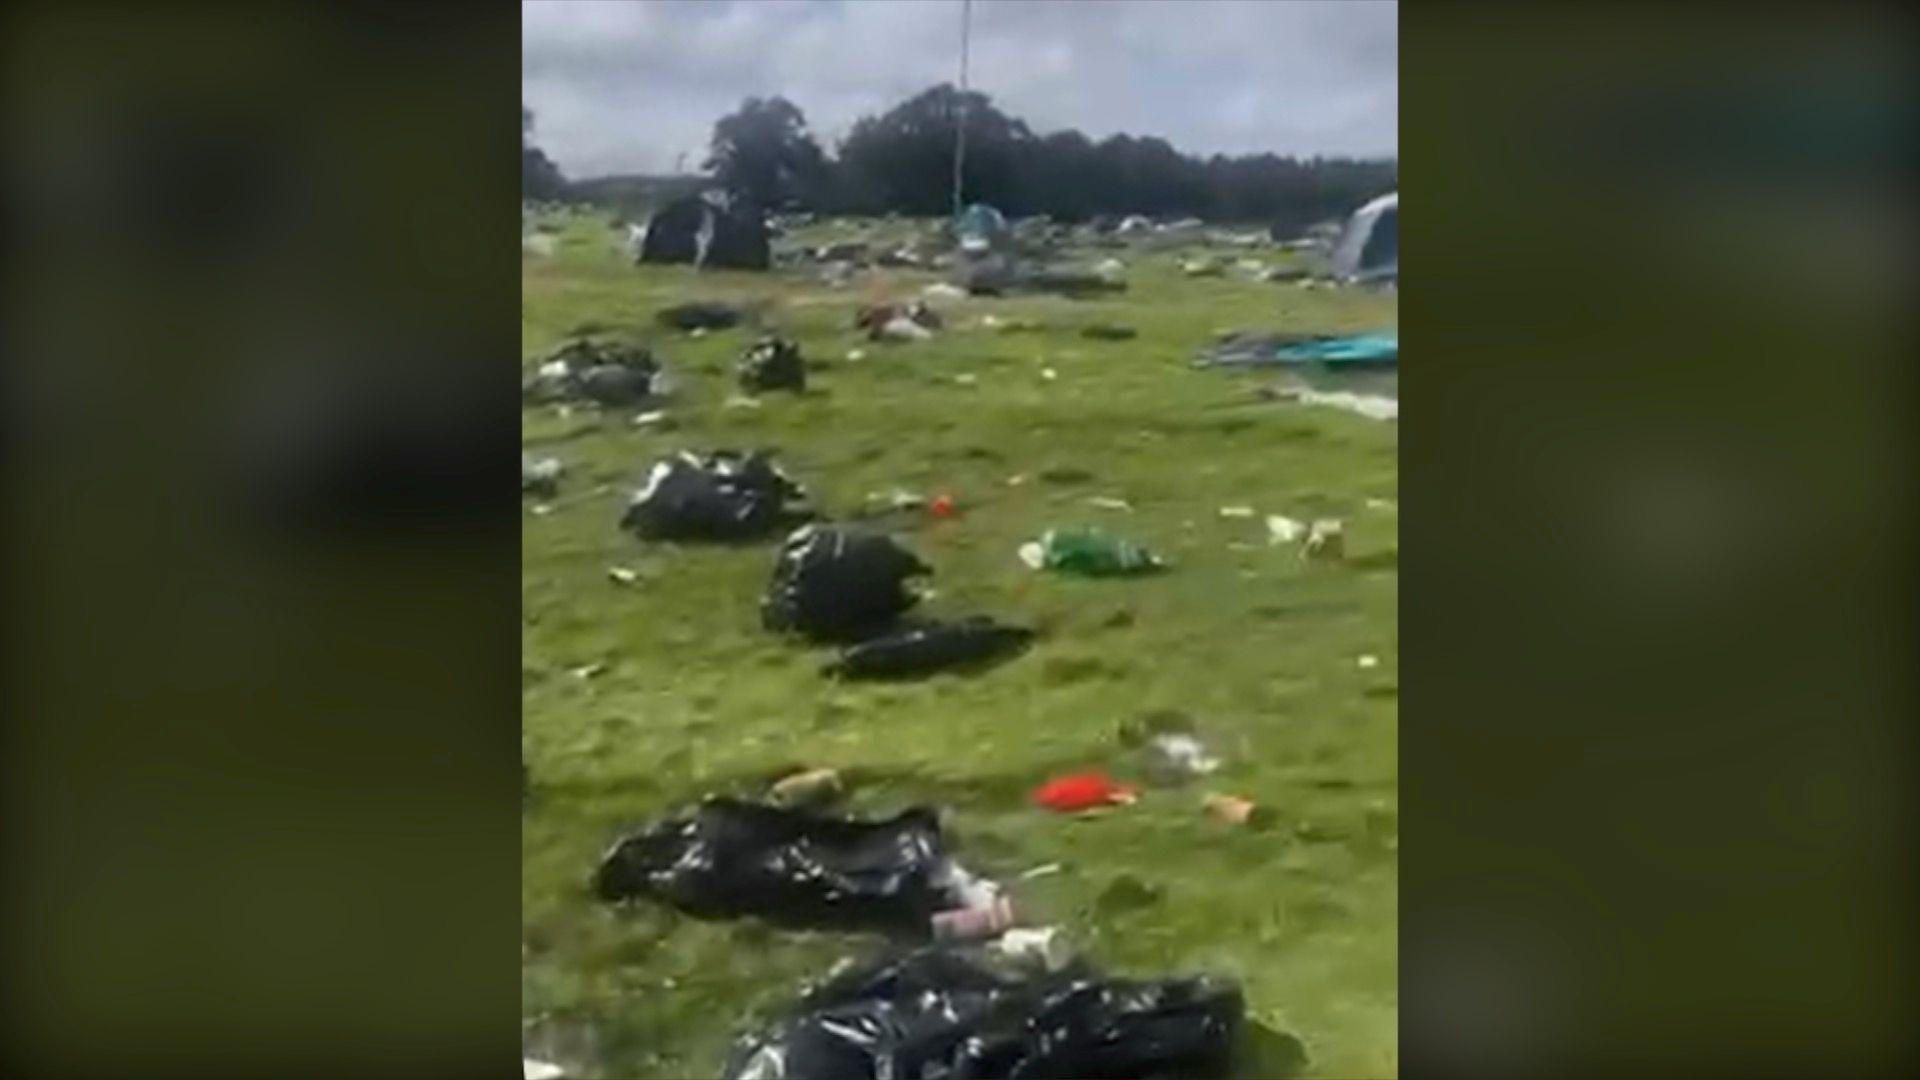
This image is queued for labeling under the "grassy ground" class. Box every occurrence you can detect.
[522,211,1398,1078]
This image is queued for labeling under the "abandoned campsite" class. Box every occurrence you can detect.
[523,4,1397,1078]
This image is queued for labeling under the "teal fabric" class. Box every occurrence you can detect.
[1273,332,1397,364]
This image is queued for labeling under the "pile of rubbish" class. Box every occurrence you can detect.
[522,336,668,406]
[620,450,812,541]
[854,300,942,342]
[521,454,563,497]
[723,946,1244,1080]
[594,798,995,933]
[764,525,1034,678]
[738,336,806,393]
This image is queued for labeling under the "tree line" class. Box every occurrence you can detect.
[526,86,1396,232]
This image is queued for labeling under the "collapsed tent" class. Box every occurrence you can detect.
[620,450,811,541]
[723,946,1244,1080]
[639,191,770,271]
[1196,331,1398,368]
[1330,191,1397,283]
[594,798,983,932]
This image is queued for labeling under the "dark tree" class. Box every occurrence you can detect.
[522,105,567,202]
[839,84,1034,215]
[705,96,829,210]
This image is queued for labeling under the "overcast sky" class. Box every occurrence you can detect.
[523,0,1396,178]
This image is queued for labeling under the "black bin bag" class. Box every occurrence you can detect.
[620,450,810,541]
[762,526,930,642]
[724,947,1244,1080]
[594,798,962,932]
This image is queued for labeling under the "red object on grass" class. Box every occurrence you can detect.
[1032,772,1137,812]
[929,493,956,518]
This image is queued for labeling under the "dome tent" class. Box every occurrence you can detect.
[639,190,770,271]
[1330,192,1397,283]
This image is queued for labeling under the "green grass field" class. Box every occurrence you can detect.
[522,211,1398,1078]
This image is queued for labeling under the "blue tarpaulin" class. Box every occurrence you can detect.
[1196,331,1397,368]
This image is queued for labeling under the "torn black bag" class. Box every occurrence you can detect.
[826,617,1034,680]
[620,450,810,541]
[594,798,961,932]
[724,947,1244,1080]
[762,526,930,642]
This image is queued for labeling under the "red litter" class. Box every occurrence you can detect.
[929,493,956,519]
[1032,772,1137,812]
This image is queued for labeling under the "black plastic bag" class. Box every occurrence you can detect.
[620,450,810,542]
[826,617,1034,680]
[724,947,1244,1080]
[739,336,807,393]
[656,300,745,332]
[762,526,930,642]
[525,337,666,404]
[594,798,963,932]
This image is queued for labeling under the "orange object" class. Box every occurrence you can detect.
[929,493,956,518]
[1033,772,1136,813]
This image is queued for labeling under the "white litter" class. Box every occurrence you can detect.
[846,348,867,362]
[1218,505,1256,519]
[1018,862,1064,880]
[524,1058,566,1080]
[1266,514,1305,544]
[632,410,668,428]
[607,566,639,585]
[1357,654,1380,669]
[1295,389,1398,422]
[1040,368,1058,382]
[1088,496,1133,512]
[1303,519,1346,561]
[923,282,967,302]
[990,926,1072,972]
[568,662,606,680]
[953,373,978,386]
[1017,541,1047,570]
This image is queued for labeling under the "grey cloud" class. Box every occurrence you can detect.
[523,0,1396,176]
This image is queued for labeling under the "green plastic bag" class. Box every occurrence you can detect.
[1021,528,1165,577]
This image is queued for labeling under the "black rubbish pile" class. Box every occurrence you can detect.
[762,526,930,643]
[620,450,811,541]
[826,617,1034,681]
[523,337,667,407]
[656,301,745,333]
[723,946,1245,1080]
[594,798,978,933]
[763,526,1035,677]
[738,336,807,393]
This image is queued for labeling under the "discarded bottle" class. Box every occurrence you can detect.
[1020,528,1165,577]
[990,926,1072,972]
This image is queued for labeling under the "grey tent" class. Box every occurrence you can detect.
[1330,192,1397,283]
[639,191,770,271]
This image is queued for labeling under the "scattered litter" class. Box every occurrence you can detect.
[530,503,553,517]
[1145,732,1222,782]
[845,348,866,362]
[1181,258,1224,278]
[632,409,670,429]
[1019,862,1064,881]
[737,335,807,393]
[1266,514,1305,544]
[595,798,990,932]
[928,493,956,519]
[1296,388,1399,421]
[768,767,843,806]
[1357,654,1380,670]
[1005,473,1029,487]
[607,566,639,585]
[763,525,931,643]
[1218,505,1256,519]
[568,662,606,681]
[922,282,968,302]
[980,313,1004,329]
[878,317,934,342]
[1203,793,1274,829]
[1366,497,1396,511]
[524,337,668,406]
[1040,367,1058,381]
[865,488,925,512]
[690,327,708,339]
[655,300,744,333]
[722,947,1244,1080]
[523,1057,565,1080]
[1023,527,1165,576]
[621,450,811,541]
[1033,772,1138,812]
[1087,496,1133,512]
[722,394,764,410]
[522,454,564,497]
[953,373,978,386]
[857,300,941,341]
[1302,518,1346,561]
[1196,330,1397,369]
[825,617,1034,680]
[1094,257,1127,281]
[990,926,1072,972]
[930,896,1016,941]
